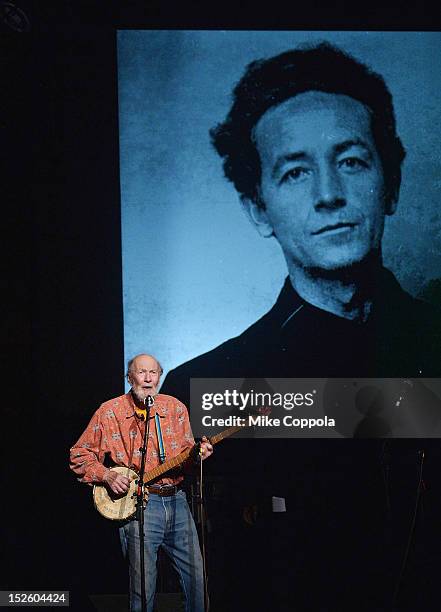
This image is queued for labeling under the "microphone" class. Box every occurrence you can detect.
[144,395,155,408]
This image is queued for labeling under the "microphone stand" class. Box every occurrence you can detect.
[194,443,210,612]
[136,395,154,612]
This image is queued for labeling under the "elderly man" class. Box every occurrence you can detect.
[160,43,441,610]
[70,353,212,612]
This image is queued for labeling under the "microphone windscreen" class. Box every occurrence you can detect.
[144,395,155,408]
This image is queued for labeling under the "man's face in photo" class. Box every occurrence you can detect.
[247,91,397,274]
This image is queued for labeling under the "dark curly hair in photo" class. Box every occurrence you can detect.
[210,42,406,208]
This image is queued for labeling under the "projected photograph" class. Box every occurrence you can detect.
[117,31,441,398]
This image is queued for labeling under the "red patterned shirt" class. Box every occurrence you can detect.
[69,392,195,486]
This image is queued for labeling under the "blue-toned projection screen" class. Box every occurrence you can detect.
[117,31,441,384]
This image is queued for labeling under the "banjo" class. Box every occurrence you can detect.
[93,423,245,520]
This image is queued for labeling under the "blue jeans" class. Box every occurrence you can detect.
[119,490,205,612]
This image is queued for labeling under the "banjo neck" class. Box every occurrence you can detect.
[143,423,244,484]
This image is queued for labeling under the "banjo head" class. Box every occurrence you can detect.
[93,466,141,521]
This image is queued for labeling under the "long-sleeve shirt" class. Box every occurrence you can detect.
[69,392,195,486]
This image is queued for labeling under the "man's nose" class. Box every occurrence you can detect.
[313,165,346,210]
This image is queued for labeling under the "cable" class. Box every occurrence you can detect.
[391,449,425,610]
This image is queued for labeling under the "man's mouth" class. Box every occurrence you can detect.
[312,222,357,236]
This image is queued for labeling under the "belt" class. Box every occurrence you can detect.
[146,484,180,496]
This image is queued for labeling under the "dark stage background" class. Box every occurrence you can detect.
[3,2,441,611]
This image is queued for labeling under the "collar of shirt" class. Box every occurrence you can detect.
[272,267,407,334]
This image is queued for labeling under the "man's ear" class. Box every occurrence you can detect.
[385,176,400,216]
[241,195,274,238]
[385,197,398,216]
